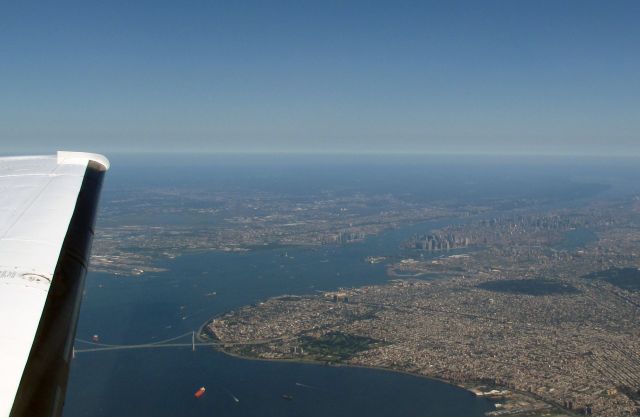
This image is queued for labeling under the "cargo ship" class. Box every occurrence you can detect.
[195,387,206,398]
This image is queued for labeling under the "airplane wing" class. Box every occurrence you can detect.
[0,151,109,417]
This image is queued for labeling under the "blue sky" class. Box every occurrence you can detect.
[1,1,639,155]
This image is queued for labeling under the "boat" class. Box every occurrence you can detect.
[194,387,206,398]
[281,394,293,400]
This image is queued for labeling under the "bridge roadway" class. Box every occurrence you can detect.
[73,331,283,353]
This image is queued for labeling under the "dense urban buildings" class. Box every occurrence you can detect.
[202,201,640,417]
[89,172,640,416]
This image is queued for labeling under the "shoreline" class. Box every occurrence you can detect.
[221,349,574,416]
[217,345,486,396]
[197,322,572,417]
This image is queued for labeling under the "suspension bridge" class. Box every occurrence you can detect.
[73,331,283,355]
[73,331,216,354]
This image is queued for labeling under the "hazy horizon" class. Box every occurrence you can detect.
[4,149,640,159]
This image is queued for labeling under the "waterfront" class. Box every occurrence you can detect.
[65,223,494,417]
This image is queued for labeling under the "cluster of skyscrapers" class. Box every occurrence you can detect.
[411,233,470,252]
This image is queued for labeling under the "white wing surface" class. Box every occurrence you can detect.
[0,151,109,417]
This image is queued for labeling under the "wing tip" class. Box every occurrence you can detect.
[57,151,110,171]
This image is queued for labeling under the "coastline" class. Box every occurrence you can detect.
[197,322,571,417]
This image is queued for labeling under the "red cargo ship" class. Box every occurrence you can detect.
[194,387,206,398]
